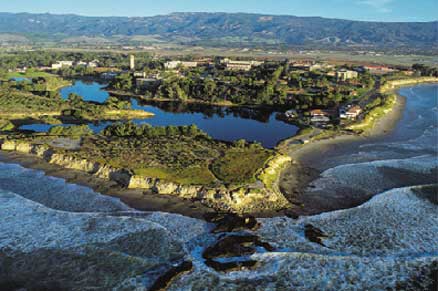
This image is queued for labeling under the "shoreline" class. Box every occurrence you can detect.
[276,79,438,216]
[108,90,291,111]
[0,79,436,219]
[0,151,216,219]
[281,78,438,167]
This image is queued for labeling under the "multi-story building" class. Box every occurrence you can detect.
[336,69,358,81]
[164,61,198,69]
[51,61,74,70]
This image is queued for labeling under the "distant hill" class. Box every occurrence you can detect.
[0,12,436,49]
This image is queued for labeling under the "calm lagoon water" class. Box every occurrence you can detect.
[21,80,299,148]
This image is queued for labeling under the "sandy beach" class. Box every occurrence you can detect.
[0,80,436,219]
[290,93,406,168]
[278,81,438,216]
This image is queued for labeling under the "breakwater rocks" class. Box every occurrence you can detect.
[0,139,291,214]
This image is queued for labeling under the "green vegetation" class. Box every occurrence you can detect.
[0,82,150,126]
[102,122,204,138]
[0,120,15,131]
[48,123,275,186]
[211,144,272,185]
[0,89,64,114]
[48,125,93,136]
[5,70,55,80]
[110,61,372,111]
[348,94,397,133]
[133,166,217,185]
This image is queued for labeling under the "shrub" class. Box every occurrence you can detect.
[48,125,93,136]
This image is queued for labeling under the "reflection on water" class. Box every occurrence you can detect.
[20,80,299,148]
[60,80,109,103]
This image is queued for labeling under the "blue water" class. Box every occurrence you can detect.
[60,80,109,103]
[10,77,31,82]
[21,81,299,148]
[307,83,438,169]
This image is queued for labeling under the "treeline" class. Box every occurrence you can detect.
[412,64,438,77]
[0,51,155,72]
[102,121,206,138]
[110,61,372,110]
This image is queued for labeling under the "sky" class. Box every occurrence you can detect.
[0,0,436,22]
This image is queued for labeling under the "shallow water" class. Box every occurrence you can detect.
[300,84,438,210]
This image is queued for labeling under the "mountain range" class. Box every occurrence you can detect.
[0,12,436,49]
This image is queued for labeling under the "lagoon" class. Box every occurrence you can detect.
[22,80,299,148]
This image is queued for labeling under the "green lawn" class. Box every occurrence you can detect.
[6,71,55,80]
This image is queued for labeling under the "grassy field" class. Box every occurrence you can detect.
[69,134,273,186]
[5,71,55,80]
[211,147,273,185]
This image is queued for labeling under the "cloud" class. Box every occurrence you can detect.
[357,0,394,13]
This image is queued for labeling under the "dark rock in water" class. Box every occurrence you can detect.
[203,235,259,259]
[413,184,438,205]
[202,234,274,272]
[304,224,328,246]
[204,213,260,233]
[284,209,300,219]
[148,261,193,291]
[205,259,259,272]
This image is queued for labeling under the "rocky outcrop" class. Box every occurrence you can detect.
[0,139,291,214]
[49,153,100,173]
[163,186,438,290]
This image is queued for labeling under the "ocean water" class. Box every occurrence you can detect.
[1,84,437,290]
[304,84,438,205]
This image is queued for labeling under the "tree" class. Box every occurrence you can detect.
[112,73,133,91]
[67,93,84,106]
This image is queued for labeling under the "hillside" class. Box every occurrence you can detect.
[0,12,436,49]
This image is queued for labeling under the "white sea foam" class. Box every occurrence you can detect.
[0,162,130,212]
[307,155,438,194]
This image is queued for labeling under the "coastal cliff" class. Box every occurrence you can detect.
[380,77,438,92]
[0,139,291,214]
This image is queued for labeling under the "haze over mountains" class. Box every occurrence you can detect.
[0,12,436,49]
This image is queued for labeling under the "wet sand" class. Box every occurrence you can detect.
[291,94,406,169]
[278,92,408,216]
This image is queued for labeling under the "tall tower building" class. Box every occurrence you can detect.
[130,55,135,70]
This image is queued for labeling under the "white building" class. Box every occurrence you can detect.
[336,69,358,81]
[164,61,198,70]
[285,109,298,118]
[51,61,74,70]
[130,55,135,70]
[340,105,362,119]
[222,58,263,71]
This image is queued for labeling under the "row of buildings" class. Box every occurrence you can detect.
[285,104,363,125]
[308,105,362,124]
[51,60,99,70]
[161,58,265,71]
